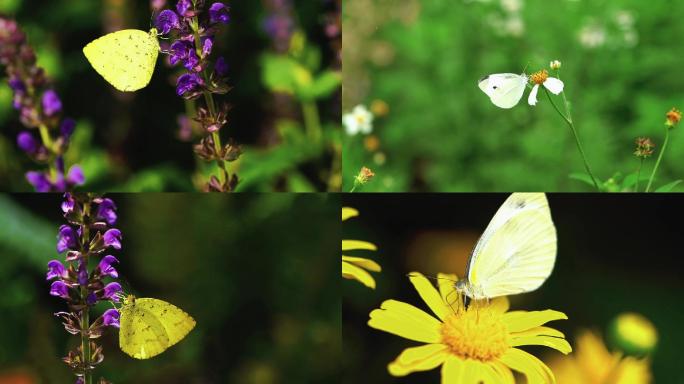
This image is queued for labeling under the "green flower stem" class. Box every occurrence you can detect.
[38,123,58,180]
[544,88,600,191]
[80,201,92,384]
[645,127,670,192]
[636,158,643,192]
[349,184,357,192]
[302,101,322,143]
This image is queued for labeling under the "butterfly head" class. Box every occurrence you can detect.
[122,294,137,305]
[149,28,159,38]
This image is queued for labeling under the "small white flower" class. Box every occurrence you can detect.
[527,70,564,106]
[343,105,374,136]
[550,60,562,70]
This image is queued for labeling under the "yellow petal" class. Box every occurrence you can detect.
[437,273,461,309]
[499,348,556,384]
[408,272,450,321]
[441,356,465,384]
[368,299,442,344]
[474,360,505,383]
[342,239,378,251]
[342,207,359,221]
[342,255,381,272]
[490,361,515,384]
[462,359,483,382]
[502,310,568,333]
[509,335,572,354]
[511,326,565,339]
[342,261,376,289]
[388,343,448,377]
[489,296,510,314]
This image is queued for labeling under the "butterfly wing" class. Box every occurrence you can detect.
[478,73,527,109]
[83,29,159,92]
[466,193,556,299]
[119,298,195,359]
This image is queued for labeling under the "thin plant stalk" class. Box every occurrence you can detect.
[80,200,92,384]
[544,88,600,191]
[636,158,643,192]
[645,127,670,192]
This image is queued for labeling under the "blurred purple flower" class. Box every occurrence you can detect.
[50,280,70,299]
[103,309,120,328]
[96,198,117,225]
[60,118,76,139]
[209,2,230,24]
[215,56,228,76]
[17,131,38,153]
[87,292,98,306]
[42,89,62,116]
[98,255,119,278]
[103,229,122,250]
[176,73,203,96]
[26,171,51,192]
[77,261,88,286]
[176,0,192,17]
[156,9,180,34]
[103,282,122,302]
[66,165,85,186]
[57,224,78,253]
[46,260,67,280]
[62,193,75,213]
[8,77,25,92]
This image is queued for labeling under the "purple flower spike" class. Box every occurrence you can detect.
[42,89,62,116]
[98,255,119,278]
[176,0,192,17]
[60,118,76,139]
[103,229,122,250]
[215,57,228,77]
[96,198,117,225]
[26,171,51,192]
[57,225,78,253]
[50,280,70,299]
[209,2,230,24]
[103,308,120,328]
[46,260,67,280]
[66,165,85,186]
[156,9,180,35]
[103,282,122,302]
[17,131,38,153]
[176,73,203,96]
[61,193,75,213]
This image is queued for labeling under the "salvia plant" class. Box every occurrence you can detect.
[48,193,123,383]
[0,17,84,192]
[155,0,240,192]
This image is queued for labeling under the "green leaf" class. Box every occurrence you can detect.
[655,180,683,192]
[569,173,598,187]
[260,54,298,94]
[300,70,341,101]
[0,195,56,269]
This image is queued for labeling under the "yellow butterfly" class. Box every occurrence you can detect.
[83,29,160,92]
[456,193,557,300]
[118,295,195,359]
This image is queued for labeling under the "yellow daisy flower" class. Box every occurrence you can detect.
[342,207,381,289]
[368,272,571,383]
[547,330,652,384]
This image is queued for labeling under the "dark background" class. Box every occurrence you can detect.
[343,193,683,383]
[1,0,340,191]
[0,193,340,383]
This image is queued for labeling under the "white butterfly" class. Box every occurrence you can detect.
[478,72,564,108]
[455,193,557,300]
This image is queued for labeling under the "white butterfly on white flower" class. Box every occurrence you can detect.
[478,69,564,109]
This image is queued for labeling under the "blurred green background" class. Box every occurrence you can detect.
[0,193,339,383]
[342,0,684,191]
[343,194,681,383]
[0,0,341,192]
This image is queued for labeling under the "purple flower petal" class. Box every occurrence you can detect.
[155,9,180,35]
[103,282,122,302]
[77,260,88,286]
[50,280,70,299]
[61,193,75,214]
[26,171,51,192]
[66,165,85,186]
[209,2,230,24]
[201,36,213,57]
[17,131,38,153]
[169,40,194,66]
[103,228,122,250]
[46,260,67,280]
[60,118,76,139]
[42,89,62,116]
[176,73,203,96]
[57,224,78,253]
[96,198,117,225]
[8,77,25,92]
[98,255,119,278]
[176,0,192,17]
[87,292,98,306]
[103,308,120,328]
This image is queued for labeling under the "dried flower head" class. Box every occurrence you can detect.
[665,108,681,127]
[634,137,655,159]
[356,166,375,184]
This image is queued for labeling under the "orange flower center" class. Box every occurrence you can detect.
[440,306,509,361]
[530,69,549,85]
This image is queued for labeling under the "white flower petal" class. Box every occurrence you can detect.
[343,114,359,135]
[543,77,564,94]
[527,84,540,106]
